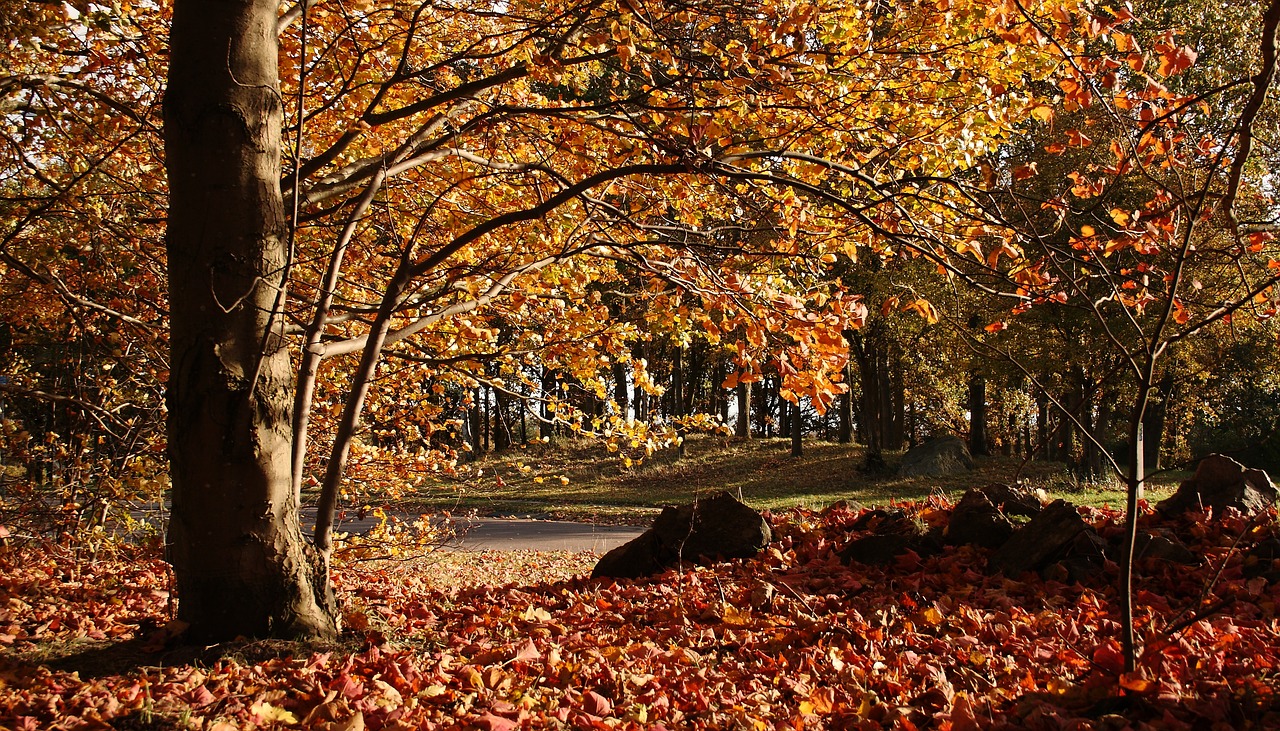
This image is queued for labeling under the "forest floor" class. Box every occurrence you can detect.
[3,497,1277,730]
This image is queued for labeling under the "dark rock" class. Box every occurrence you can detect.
[1157,454,1278,518]
[838,533,917,566]
[1243,538,1280,581]
[838,512,943,566]
[977,483,1045,518]
[1132,533,1201,566]
[945,489,1014,548]
[592,492,771,579]
[989,500,1090,576]
[849,508,913,534]
[898,435,974,478]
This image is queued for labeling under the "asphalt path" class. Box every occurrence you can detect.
[124,503,645,553]
[300,507,646,553]
[328,513,645,553]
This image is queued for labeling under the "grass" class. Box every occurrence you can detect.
[396,435,1185,523]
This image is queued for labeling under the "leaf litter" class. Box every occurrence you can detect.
[1,501,1277,729]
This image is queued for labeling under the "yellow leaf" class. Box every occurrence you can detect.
[251,701,299,725]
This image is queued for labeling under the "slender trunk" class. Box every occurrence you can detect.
[291,169,384,501]
[791,398,803,457]
[612,361,629,419]
[540,368,555,440]
[165,0,336,640]
[968,371,988,456]
[313,262,413,565]
[736,379,752,438]
[838,363,853,444]
[469,388,483,457]
[1142,372,1173,472]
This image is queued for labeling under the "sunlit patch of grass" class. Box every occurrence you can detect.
[397,435,1177,521]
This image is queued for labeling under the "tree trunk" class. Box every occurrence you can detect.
[1142,372,1173,472]
[541,368,559,439]
[469,388,483,456]
[968,371,988,456]
[165,0,336,641]
[791,398,803,457]
[736,379,752,438]
[837,363,853,444]
[612,361,629,419]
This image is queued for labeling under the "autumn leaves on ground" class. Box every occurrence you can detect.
[3,472,1279,730]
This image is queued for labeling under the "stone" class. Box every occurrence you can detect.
[838,533,916,566]
[1157,454,1278,518]
[1131,533,1201,566]
[944,488,1014,548]
[976,483,1045,518]
[592,492,771,579]
[1243,538,1280,582]
[898,435,974,478]
[989,500,1090,576]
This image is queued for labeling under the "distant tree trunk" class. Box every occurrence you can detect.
[672,345,686,458]
[888,354,905,449]
[482,384,491,451]
[837,363,853,444]
[612,361,629,419]
[520,393,528,444]
[1036,386,1051,460]
[1142,372,1173,471]
[494,382,511,452]
[968,371,988,456]
[685,342,704,416]
[779,397,791,439]
[712,358,728,423]
[791,398,803,457]
[540,368,556,440]
[165,0,336,641]
[736,380,752,438]
[470,387,484,456]
[851,333,883,456]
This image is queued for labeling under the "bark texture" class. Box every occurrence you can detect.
[164,0,338,640]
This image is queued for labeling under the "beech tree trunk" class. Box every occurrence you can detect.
[164,0,337,640]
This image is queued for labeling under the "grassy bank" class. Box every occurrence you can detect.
[395,435,1182,523]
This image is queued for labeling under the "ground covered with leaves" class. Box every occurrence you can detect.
[1,501,1278,730]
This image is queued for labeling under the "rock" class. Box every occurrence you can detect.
[976,483,1045,518]
[945,489,1014,548]
[1243,538,1280,581]
[838,533,917,566]
[1131,533,1201,566]
[592,492,771,579]
[1157,454,1278,518]
[849,507,914,534]
[989,500,1091,577]
[898,435,974,478]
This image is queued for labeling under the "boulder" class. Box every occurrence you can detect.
[1157,454,1278,518]
[977,483,1045,518]
[898,435,974,478]
[989,500,1092,577]
[838,509,942,566]
[1131,532,1201,566]
[944,488,1015,548]
[592,492,771,579]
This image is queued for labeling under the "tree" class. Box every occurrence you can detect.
[164,0,337,638]
[4,0,1128,640]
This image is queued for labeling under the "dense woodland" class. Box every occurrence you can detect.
[1,0,1279,724]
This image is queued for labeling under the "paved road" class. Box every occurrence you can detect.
[315,513,644,553]
[126,503,645,553]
